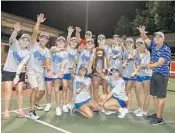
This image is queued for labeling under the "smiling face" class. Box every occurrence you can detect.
[19,37,30,48]
[70,39,78,49]
[56,39,66,48]
[39,36,49,46]
[154,35,164,45]
[79,67,87,76]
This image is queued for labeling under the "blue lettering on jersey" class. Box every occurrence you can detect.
[112,49,119,55]
[33,51,45,63]
[82,54,90,62]
[76,81,83,88]
[13,51,23,64]
[68,54,75,61]
[52,54,63,64]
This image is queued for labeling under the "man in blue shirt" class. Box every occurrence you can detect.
[137,26,171,125]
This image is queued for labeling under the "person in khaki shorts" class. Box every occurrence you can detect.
[26,13,53,120]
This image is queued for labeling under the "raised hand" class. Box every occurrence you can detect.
[67,26,74,34]
[37,13,46,23]
[14,23,21,32]
[136,26,148,34]
[75,27,82,32]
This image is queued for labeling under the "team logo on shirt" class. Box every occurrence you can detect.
[82,54,90,62]
[68,54,75,61]
[33,51,45,63]
[52,54,63,64]
[13,51,23,64]
[76,81,83,88]
[112,49,119,55]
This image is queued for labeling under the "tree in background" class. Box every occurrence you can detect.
[116,1,175,36]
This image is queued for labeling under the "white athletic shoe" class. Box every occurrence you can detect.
[118,108,127,118]
[56,107,62,116]
[45,103,51,112]
[28,111,40,120]
[101,109,106,114]
[66,104,73,111]
[133,107,141,114]
[135,111,147,117]
[62,105,69,113]
[105,111,117,116]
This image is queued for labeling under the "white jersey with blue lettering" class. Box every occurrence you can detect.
[76,49,94,75]
[107,77,128,101]
[134,49,152,76]
[122,49,136,77]
[107,46,123,73]
[3,39,30,72]
[45,47,68,78]
[27,42,50,75]
[64,46,78,74]
[73,75,91,103]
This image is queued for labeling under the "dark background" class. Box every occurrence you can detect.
[1,1,145,38]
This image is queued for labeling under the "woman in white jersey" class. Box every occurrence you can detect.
[131,38,152,117]
[72,67,100,119]
[44,36,68,116]
[2,23,31,119]
[97,68,128,118]
[122,38,136,112]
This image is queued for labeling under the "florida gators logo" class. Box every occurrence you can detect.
[82,54,90,62]
[33,51,45,63]
[13,51,23,64]
[68,54,75,61]
[76,81,83,88]
[52,54,63,64]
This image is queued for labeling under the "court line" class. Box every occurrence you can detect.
[13,110,72,133]
[1,97,17,100]
[1,103,47,114]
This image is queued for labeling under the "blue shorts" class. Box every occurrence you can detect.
[123,77,136,82]
[45,77,58,81]
[61,73,72,80]
[75,98,92,109]
[112,96,128,108]
[45,73,72,81]
[136,76,151,82]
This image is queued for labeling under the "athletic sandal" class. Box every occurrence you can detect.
[3,111,10,119]
[18,109,25,118]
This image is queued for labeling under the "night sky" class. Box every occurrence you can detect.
[2,1,145,38]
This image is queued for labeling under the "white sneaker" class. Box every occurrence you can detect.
[66,104,73,111]
[62,105,69,113]
[105,111,117,116]
[101,109,106,114]
[28,111,40,120]
[135,110,147,117]
[133,107,141,114]
[118,108,127,118]
[56,106,62,116]
[45,103,51,112]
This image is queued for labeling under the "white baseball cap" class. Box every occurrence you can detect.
[126,38,134,43]
[98,34,106,39]
[20,33,31,42]
[154,31,165,40]
[57,36,65,41]
[39,32,49,39]
[136,38,144,44]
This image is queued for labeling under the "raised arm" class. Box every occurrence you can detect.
[31,13,46,44]
[66,26,74,44]
[9,23,21,44]
[136,26,151,46]
[75,27,82,43]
